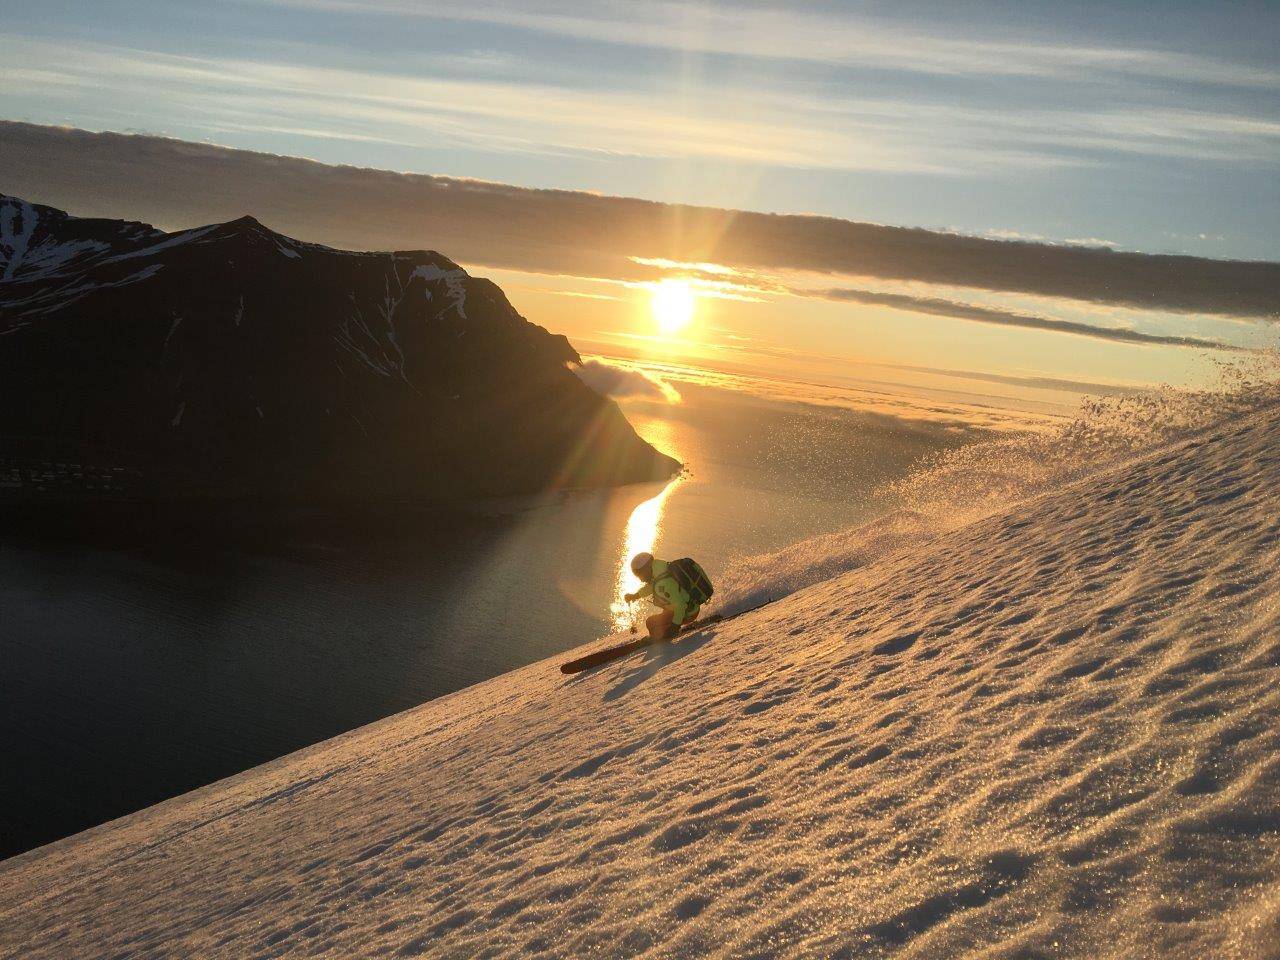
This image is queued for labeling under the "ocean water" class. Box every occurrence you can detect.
[0,378,969,859]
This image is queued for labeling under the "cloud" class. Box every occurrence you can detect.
[812,288,1244,351]
[3,122,1277,326]
[0,36,1058,176]
[548,290,624,302]
[878,363,1148,397]
[261,0,1280,89]
[571,359,681,402]
[6,34,1278,182]
[980,228,1117,249]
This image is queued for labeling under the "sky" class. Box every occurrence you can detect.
[2,2,1278,420]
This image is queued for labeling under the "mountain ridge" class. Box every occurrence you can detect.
[0,195,678,505]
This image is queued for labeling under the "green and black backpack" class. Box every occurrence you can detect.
[667,557,714,605]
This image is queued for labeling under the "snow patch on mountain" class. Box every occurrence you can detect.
[0,196,114,283]
[162,316,182,351]
[411,262,469,319]
[3,262,166,317]
[17,238,110,279]
[0,196,37,281]
[334,292,405,380]
[104,225,215,264]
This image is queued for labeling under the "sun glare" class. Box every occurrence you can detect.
[651,279,696,335]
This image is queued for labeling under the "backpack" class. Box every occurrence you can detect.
[667,557,714,605]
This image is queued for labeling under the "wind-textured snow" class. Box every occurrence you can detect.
[3,393,1280,959]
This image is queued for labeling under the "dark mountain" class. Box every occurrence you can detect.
[0,196,678,505]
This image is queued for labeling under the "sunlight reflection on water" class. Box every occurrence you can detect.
[610,416,683,630]
[610,474,682,631]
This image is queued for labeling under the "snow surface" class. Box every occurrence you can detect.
[3,390,1280,959]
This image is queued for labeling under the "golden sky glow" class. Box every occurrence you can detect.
[482,259,1248,419]
[611,476,682,631]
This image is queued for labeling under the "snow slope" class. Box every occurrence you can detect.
[3,396,1280,958]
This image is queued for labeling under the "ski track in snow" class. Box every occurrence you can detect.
[3,404,1280,958]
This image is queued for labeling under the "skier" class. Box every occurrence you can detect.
[623,551,714,641]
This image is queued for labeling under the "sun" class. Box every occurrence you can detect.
[650,279,696,335]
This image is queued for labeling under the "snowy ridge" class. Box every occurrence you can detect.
[3,387,1279,957]
[0,198,109,281]
[0,195,165,285]
[102,224,216,264]
[0,198,111,283]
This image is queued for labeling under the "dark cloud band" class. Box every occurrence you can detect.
[4,121,1276,321]
[811,288,1244,351]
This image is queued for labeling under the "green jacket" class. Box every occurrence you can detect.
[634,557,699,626]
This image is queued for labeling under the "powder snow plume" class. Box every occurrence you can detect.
[716,354,1280,617]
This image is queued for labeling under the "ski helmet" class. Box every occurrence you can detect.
[630,551,654,576]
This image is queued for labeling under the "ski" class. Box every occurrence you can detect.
[560,614,725,674]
